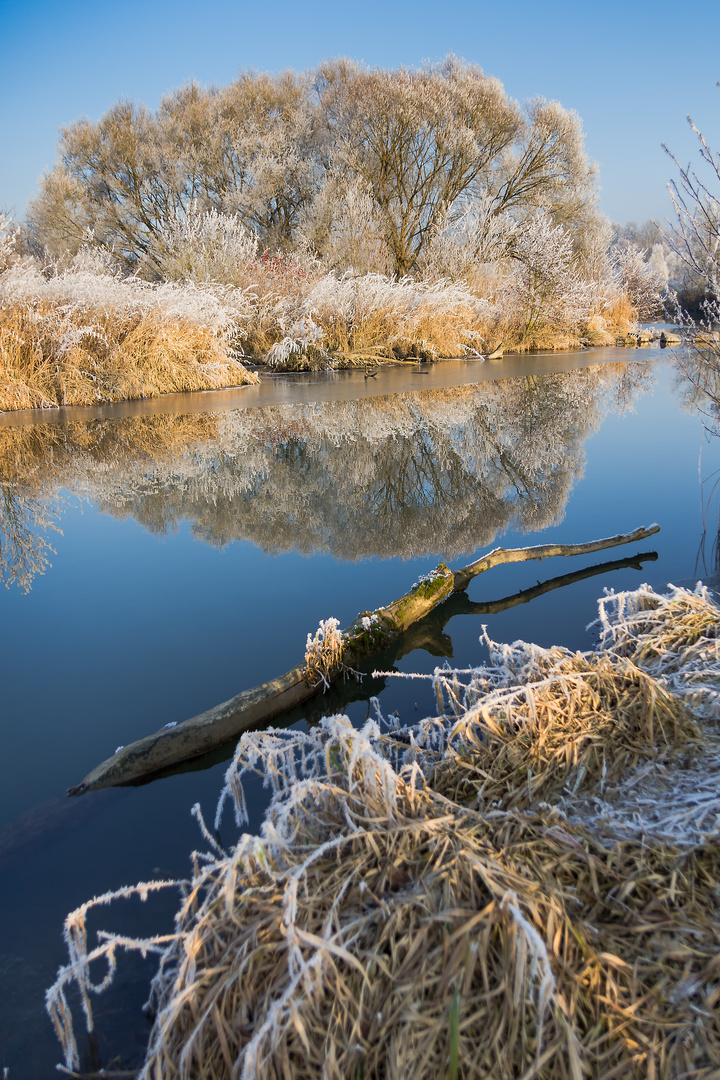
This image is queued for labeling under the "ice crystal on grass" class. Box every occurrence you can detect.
[47,584,720,1079]
[304,617,345,689]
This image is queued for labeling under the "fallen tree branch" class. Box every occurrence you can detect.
[393,549,659,660]
[68,525,660,795]
[155,548,660,782]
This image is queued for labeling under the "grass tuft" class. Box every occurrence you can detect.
[47,584,720,1079]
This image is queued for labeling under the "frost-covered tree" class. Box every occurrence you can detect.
[0,212,19,270]
[315,58,596,276]
[611,240,665,320]
[27,72,321,270]
[419,198,517,283]
[27,58,598,279]
[151,205,259,284]
[26,100,180,268]
[503,212,592,340]
[302,177,391,275]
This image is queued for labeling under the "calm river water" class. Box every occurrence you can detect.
[1,345,718,1075]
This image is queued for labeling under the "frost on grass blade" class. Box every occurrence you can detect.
[47,584,720,1078]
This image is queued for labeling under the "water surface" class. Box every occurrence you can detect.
[1,347,718,1074]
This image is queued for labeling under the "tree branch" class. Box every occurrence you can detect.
[68,525,659,795]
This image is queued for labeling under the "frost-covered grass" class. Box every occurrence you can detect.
[224,263,635,370]
[47,584,720,1079]
[238,263,632,370]
[0,259,257,411]
[146,210,642,371]
[0,210,645,407]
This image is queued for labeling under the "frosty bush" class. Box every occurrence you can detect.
[151,206,259,284]
[612,240,665,321]
[420,199,517,283]
[0,212,19,271]
[503,213,593,341]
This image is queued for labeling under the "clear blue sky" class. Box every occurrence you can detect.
[1,0,718,228]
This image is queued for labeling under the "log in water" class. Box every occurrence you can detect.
[68,525,660,794]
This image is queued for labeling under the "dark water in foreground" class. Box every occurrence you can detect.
[1,347,718,1075]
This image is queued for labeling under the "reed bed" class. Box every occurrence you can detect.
[0,264,258,411]
[1,251,640,398]
[48,584,720,1078]
[253,269,630,370]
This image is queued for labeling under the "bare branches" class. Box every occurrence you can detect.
[663,112,720,292]
[663,91,720,433]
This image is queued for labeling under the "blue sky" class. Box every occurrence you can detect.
[1,0,718,228]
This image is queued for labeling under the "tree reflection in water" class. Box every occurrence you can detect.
[672,349,720,584]
[0,362,655,590]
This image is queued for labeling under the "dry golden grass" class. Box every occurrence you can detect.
[119,782,720,1080]
[47,586,720,1079]
[1,253,646,390]
[428,653,702,812]
[307,276,485,362]
[0,412,220,486]
[599,293,638,335]
[0,300,258,412]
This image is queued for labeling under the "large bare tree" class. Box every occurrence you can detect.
[27,57,597,277]
[314,58,596,275]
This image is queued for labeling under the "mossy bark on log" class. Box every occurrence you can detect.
[68,524,660,795]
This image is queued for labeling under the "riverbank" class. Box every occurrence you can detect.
[0,264,259,412]
[49,583,720,1078]
[1,258,647,412]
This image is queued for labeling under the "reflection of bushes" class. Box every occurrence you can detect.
[0,365,653,589]
[0,414,219,589]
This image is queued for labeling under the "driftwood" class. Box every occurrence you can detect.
[68,525,659,795]
[155,548,660,783]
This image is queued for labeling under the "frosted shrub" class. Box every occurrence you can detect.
[0,212,19,271]
[70,243,122,277]
[503,212,593,342]
[307,179,391,275]
[265,317,327,370]
[421,199,517,283]
[152,206,259,285]
[305,272,487,356]
[612,241,665,321]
